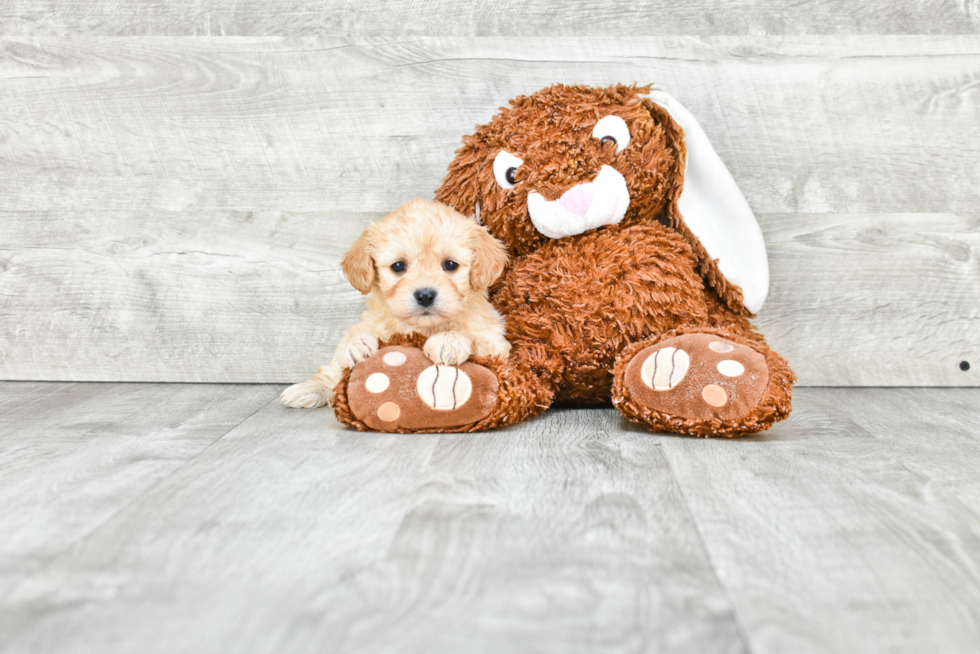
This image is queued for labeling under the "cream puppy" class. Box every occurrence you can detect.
[281,198,511,409]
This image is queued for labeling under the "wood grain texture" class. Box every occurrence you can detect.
[2,36,979,384]
[0,391,744,654]
[660,386,980,653]
[757,212,980,386]
[0,381,276,595]
[0,209,377,383]
[2,0,979,37]
[4,384,980,653]
[1,210,977,385]
[2,37,979,215]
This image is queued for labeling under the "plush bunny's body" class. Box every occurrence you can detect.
[333,84,795,437]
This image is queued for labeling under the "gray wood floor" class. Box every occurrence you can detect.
[2,383,980,653]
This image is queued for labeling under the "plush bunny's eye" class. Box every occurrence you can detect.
[592,115,630,154]
[493,150,524,189]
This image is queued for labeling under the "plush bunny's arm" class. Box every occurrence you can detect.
[646,91,769,314]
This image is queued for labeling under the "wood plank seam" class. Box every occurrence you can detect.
[0,386,282,605]
[658,440,756,654]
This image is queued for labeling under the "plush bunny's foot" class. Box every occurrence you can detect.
[343,346,499,432]
[614,332,793,437]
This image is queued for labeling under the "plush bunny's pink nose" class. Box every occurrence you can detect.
[558,183,595,217]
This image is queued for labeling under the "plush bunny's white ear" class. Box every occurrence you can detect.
[646,91,769,313]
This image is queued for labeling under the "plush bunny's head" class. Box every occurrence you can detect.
[435,83,769,315]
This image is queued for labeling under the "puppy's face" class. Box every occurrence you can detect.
[342,199,507,329]
[373,212,473,329]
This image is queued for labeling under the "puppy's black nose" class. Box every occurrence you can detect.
[414,288,437,308]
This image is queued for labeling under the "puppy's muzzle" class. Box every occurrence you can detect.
[414,288,437,308]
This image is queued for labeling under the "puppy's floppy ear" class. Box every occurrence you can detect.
[469,225,508,291]
[341,228,375,294]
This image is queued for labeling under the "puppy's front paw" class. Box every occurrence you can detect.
[423,332,473,366]
[337,334,379,368]
[281,380,332,409]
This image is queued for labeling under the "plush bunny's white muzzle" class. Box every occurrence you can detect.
[526,165,630,239]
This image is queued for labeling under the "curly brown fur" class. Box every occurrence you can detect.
[490,222,713,403]
[335,83,794,436]
[436,84,745,316]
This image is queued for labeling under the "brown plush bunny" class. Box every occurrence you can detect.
[333,84,795,437]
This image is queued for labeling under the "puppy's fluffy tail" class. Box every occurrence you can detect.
[280,365,340,409]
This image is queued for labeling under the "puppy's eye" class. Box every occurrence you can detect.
[390,261,407,273]
[493,150,523,190]
[592,115,630,154]
[442,260,459,272]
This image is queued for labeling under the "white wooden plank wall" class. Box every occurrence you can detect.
[0,13,978,385]
[3,1,979,36]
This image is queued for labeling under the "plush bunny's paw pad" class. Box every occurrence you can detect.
[624,334,769,422]
[346,346,498,431]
